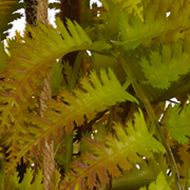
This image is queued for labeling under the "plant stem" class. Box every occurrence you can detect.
[36,1,55,189]
[120,57,157,124]
[37,0,48,24]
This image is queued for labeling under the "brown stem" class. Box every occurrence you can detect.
[40,76,55,190]
[36,0,55,189]
[37,0,48,24]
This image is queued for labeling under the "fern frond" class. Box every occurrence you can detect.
[139,172,171,190]
[6,68,137,173]
[47,68,138,129]
[140,42,190,89]
[0,0,22,40]
[60,110,165,190]
[5,18,91,103]
[1,18,97,173]
[164,104,190,144]
[0,19,93,130]
[119,0,190,50]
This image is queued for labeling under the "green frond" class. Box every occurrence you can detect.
[0,18,93,132]
[5,18,91,102]
[5,68,137,173]
[1,17,110,111]
[37,68,137,130]
[47,68,138,129]
[119,0,190,50]
[140,42,190,89]
[164,104,190,144]
[0,0,22,40]
[60,110,165,190]
[139,172,171,190]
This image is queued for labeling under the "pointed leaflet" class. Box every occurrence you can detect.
[164,104,190,144]
[60,110,165,190]
[119,0,190,50]
[139,172,171,190]
[3,18,110,104]
[0,0,22,40]
[140,42,190,89]
[0,18,94,131]
[6,68,137,173]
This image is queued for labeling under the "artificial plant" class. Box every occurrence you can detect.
[0,0,190,190]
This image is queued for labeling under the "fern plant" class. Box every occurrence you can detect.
[0,0,190,190]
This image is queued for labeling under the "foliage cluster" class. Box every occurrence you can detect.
[0,0,190,189]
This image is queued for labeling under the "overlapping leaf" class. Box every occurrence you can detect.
[140,42,190,89]
[0,18,93,131]
[1,18,110,173]
[60,110,165,190]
